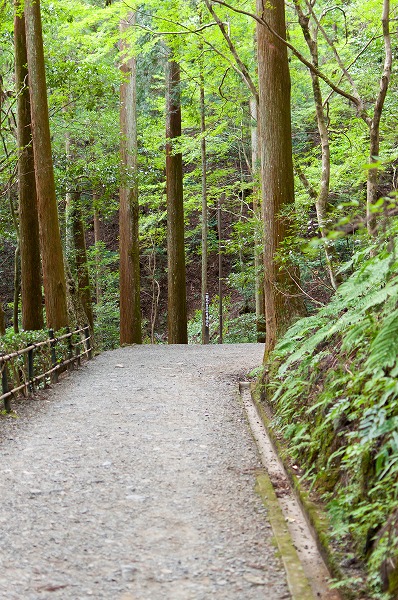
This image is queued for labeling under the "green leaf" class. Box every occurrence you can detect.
[366,309,398,371]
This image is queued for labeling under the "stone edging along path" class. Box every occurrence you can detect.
[240,383,342,600]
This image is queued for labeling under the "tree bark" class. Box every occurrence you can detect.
[70,192,94,332]
[200,75,209,345]
[93,200,102,304]
[65,129,75,265]
[24,0,68,331]
[13,244,20,333]
[218,197,223,344]
[14,5,44,331]
[119,13,142,345]
[0,301,5,336]
[250,98,265,340]
[257,0,304,356]
[166,56,187,344]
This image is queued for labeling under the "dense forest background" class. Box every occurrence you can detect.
[2,0,398,597]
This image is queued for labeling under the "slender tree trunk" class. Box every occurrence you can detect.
[166,56,187,344]
[93,201,102,304]
[148,243,160,344]
[294,2,337,290]
[13,244,20,333]
[200,76,209,344]
[65,129,75,265]
[0,301,5,336]
[250,98,265,341]
[366,0,391,235]
[257,0,304,356]
[119,13,142,345]
[218,197,223,344]
[8,188,21,334]
[14,5,44,331]
[24,0,68,330]
[70,192,94,332]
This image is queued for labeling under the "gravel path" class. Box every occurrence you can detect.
[0,344,290,600]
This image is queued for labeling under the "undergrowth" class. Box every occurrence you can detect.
[264,225,398,598]
[0,328,83,400]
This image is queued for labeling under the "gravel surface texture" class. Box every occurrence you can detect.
[0,343,290,600]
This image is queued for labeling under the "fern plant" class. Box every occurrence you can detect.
[263,225,398,598]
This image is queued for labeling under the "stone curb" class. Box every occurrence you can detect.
[250,382,352,600]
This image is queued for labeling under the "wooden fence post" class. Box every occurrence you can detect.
[48,330,59,383]
[84,324,92,360]
[66,327,74,371]
[1,356,10,413]
[75,327,81,367]
[27,343,34,393]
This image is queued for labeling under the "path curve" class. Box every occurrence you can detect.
[0,344,290,599]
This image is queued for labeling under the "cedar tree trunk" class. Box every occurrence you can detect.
[250,98,265,340]
[200,75,209,344]
[70,192,94,331]
[257,0,304,356]
[24,0,68,330]
[14,6,44,330]
[119,13,142,344]
[166,57,187,344]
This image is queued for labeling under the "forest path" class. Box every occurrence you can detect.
[0,344,291,600]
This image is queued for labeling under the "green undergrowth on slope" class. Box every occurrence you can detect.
[262,226,398,599]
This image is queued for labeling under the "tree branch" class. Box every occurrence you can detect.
[204,0,258,103]
[372,0,392,133]
[131,21,250,85]
[210,0,365,113]
[303,0,364,109]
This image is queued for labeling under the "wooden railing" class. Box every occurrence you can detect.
[0,325,92,413]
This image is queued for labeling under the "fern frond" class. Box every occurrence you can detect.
[277,323,332,376]
[341,318,374,353]
[366,309,398,371]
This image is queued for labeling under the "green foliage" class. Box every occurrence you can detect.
[86,243,120,351]
[264,224,398,597]
[0,327,83,397]
[187,296,256,344]
[223,312,256,343]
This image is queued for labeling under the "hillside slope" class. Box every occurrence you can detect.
[261,227,398,598]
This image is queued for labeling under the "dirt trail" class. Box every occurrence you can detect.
[0,344,290,599]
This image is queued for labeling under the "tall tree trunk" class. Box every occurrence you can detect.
[218,197,223,344]
[200,75,209,344]
[119,13,142,345]
[93,200,102,304]
[14,5,44,331]
[250,98,265,341]
[70,192,94,331]
[257,0,304,356]
[24,0,68,330]
[166,56,187,344]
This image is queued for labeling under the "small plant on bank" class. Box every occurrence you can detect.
[263,222,398,598]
